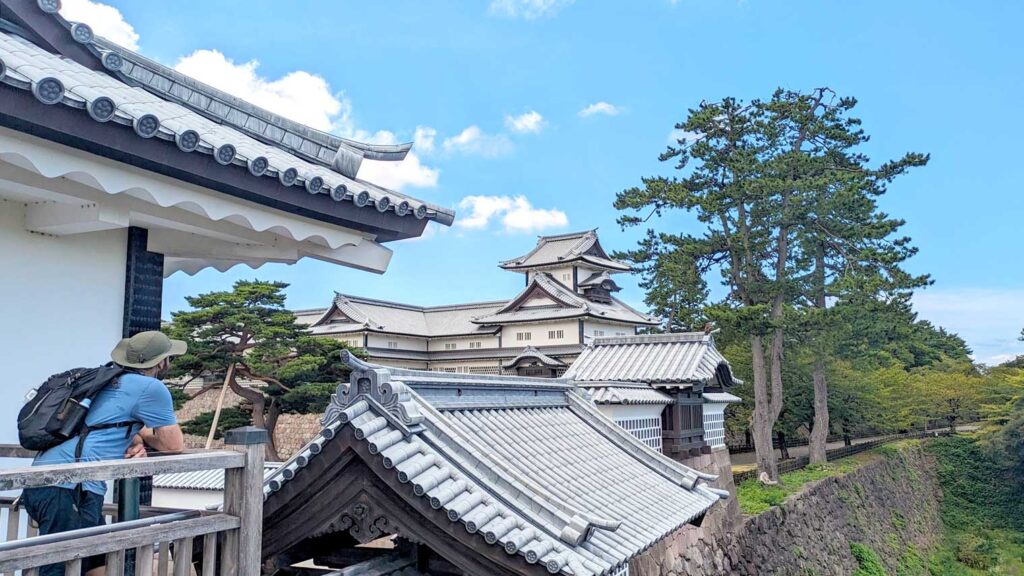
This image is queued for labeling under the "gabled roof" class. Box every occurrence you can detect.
[0,2,454,241]
[308,293,503,338]
[502,346,566,370]
[565,333,740,388]
[471,273,659,326]
[263,353,724,576]
[580,382,673,405]
[499,230,631,272]
[578,271,621,291]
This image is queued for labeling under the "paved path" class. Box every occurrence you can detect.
[730,425,976,469]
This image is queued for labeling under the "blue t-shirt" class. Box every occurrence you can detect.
[32,372,178,495]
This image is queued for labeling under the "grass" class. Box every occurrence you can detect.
[735,450,878,515]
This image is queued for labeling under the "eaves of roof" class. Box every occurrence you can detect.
[0,3,453,241]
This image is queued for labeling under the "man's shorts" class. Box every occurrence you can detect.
[21,486,106,576]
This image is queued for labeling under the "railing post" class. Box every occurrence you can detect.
[221,426,267,576]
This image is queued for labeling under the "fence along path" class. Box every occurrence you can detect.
[0,426,266,576]
[732,430,938,484]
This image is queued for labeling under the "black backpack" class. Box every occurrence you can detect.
[18,364,131,453]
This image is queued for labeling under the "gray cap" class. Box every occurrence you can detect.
[110,331,187,369]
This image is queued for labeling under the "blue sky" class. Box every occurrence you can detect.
[64,0,1023,364]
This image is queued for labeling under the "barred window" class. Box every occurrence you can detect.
[517,332,532,341]
[703,411,726,448]
[548,329,564,340]
[614,417,663,452]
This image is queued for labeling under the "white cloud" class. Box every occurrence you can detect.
[488,0,574,19]
[668,128,704,145]
[578,101,622,117]
[59,0,139,50]
[457,195,568,233]
[505,110,546,134]
[442,126,514,158]
[413,126,437,154]
[355,130,439,191]
[912,287,1024,366]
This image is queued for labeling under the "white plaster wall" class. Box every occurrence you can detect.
[0,201,126,443]
[504,320,579,347]
[366,333,428,351]
[583,320,636,339]
[151,488,222,510]
[428,334,500,350]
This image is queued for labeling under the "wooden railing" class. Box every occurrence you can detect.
[0,427,267,576]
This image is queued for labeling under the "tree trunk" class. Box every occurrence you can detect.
[264,402,282,461]
[808,242,830,465]
[227,375,278,460]
[777,430,790,460]
[750,334,779,481]
[809,357,829,464]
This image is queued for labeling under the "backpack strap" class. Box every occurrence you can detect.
[73,421,139,499]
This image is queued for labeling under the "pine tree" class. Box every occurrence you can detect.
[167,280,364,460]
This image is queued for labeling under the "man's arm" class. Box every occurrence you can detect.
[139,425,184,454]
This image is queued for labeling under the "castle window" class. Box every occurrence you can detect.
[387,340,399,349]
[469,341,482,349]
[516,332,532,341]
[444,342,457,350]
[594,329,605,337]
[562,272,571,282]
[548,329,564,340]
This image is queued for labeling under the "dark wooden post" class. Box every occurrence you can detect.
[222,426,268,576]
[119,226,165,575]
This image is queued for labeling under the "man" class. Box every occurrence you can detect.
[22,331,186,576]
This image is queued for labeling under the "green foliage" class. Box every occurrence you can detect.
[925,436,1024,532]
[952,534,996,570]
[181,408,251,440]
[277,382,336,414]
[167,386,188,411]
[925,433,1024,575]
[851,543,886,576]
[895,546,926,576]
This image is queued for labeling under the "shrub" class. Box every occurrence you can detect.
[953,533,996,570]
[851,543,886,576]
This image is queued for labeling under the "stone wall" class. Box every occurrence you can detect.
[631,444,943,576]
[675,448,740,533]
[271,413,322,459]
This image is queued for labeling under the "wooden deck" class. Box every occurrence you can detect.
[0,427,266,576]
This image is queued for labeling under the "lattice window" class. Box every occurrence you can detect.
[548,329,564,340]
[387,341,399,349]
[609,563,630,576]
[468,366,501,374]
[517,332,532,341]
[703,411,726,448]
[615,417,663,452]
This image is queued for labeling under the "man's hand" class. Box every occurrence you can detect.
[125,436,148,459]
